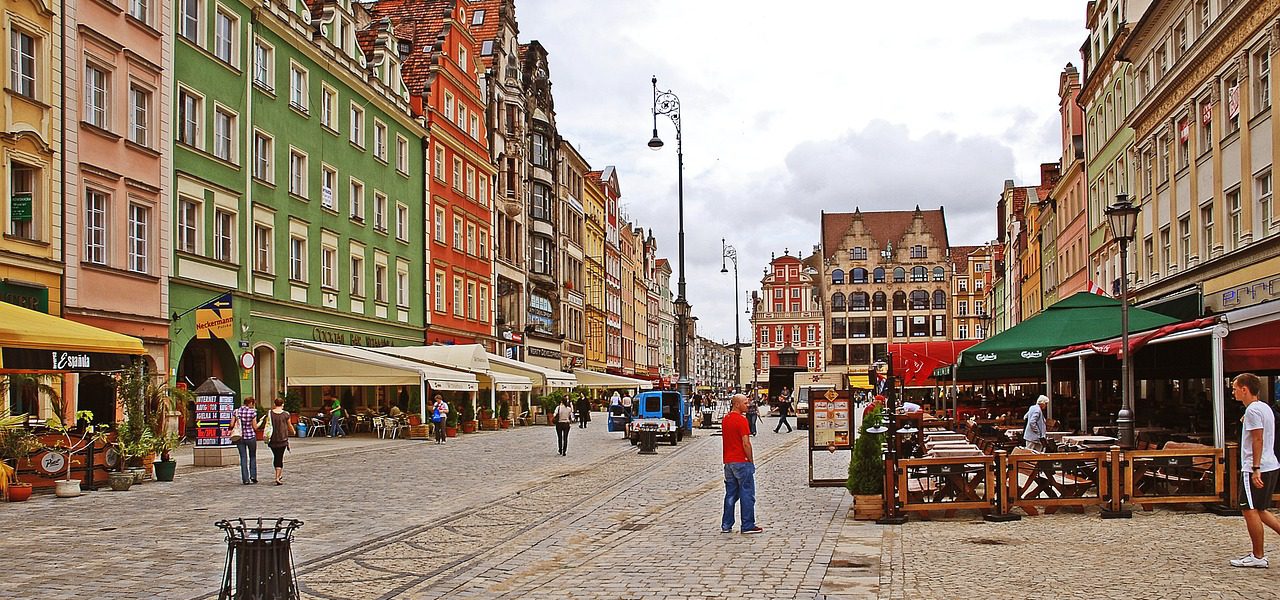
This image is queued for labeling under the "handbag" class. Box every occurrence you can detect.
[230,430,242,442]
[263,415,274,440]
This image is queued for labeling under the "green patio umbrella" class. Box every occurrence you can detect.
[955,292,1180,381]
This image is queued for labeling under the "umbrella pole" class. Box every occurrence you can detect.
[1077,356,1088,435]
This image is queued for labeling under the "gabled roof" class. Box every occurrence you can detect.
[821,207,949,260]
[949,245,983,270]
[366,0,452,95]
[468,0,510,67]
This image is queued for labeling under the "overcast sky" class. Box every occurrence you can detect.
[518,1,1084,345]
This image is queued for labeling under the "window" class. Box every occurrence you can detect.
[469,114,479,139]
[1144,237,1155,275]
[872,267,885,283]
[178,89,200,146]
[84,190,107,265]
[466,223,476,255]
[958,278,968,292]
[396,135,408,173]
[253,132,272,181]
[253,40,273,88]
[531,133,550,167]
[910,290,928,310]
[532,236,553,275]
[1179,215,1191,265]
[349,103,363,146]
[433,271,445,312]
[179,0,201,42]
[763,353,773,369]
[320,86,336,129]
[129,0,148,22]
[1226,76,1240,134]
[456,105,466,130]
[1229,189,1242,249]
[958,324,968,339]
[851,268,868,283]
[958,301,968,316]
[893,267,906,283]
[465,165,476,199]
[214,209,234,262]
[932,315,945,337]
[807,325,815,343]
[831,269,844,285]
[289,65,307,110]
[214,9,235,63]
[1256,48,1271,114]
[10,29,36,98]
[177,198,198,253]
[85,64,109,128]
[433,146,445,181]
[1201,202,1215,259]
[375,264,387,303]
[213,108,234,161]
[892,291,907,311]
[791,327,800,344]
[127,205,148,273]
[289,237,306,281]
[975,278,984,291]
[465,281,475,318]
[320,166,336,209]
[1258,171,1273,234]
[1178,118,1190,169]
[975,300,984,315]
[911,266,927,282]
[849,291,868,311]
[443,93,454,121]
[760,327,770,344]
[1160,227,1171,271]
[320,246,336,288]
[434,206,446,242]
[397,267,409,307]
[254,224,272,273]
[830,292,845,311]
[932,290,946,310]
[1200,99,1213,151]
[349,179,364,221]
[453,157,463,191]
[350,255,364,296]
[457,45,467,71]
[851,246,867,260]
[872,291,886,311]
[374,193,387,232]
[933,266,945,281]
[374,121,387,161]
[288,151,307,196]
[531,183,551,221]
[453,215,463,249]
[453,276,464,316]
[893,316,906,337]
[128,86,149,146]
[477,230,488,258]
[850,318,869,339]
[478,175,488,206]
[910,244,927,259]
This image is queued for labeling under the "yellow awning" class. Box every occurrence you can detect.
[0,301,145,370]
[847,374,872,389]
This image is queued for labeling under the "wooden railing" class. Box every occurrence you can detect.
[1000,450,1110,516]
[895,455,996,514]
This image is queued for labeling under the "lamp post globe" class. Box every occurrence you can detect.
[649,75,690,397]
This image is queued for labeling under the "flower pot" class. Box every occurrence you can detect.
[461,420,478,434]
[108,472,134,491]
[55,479,82,498]
[853,494,883,521]
[129,468,146,485]
[153,460,177,482]
[408,415,422,426]
[499,419,512,429]
[6,482,33,502]
[445,426,458,438]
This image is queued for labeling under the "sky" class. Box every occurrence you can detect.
[517,1,1085,345]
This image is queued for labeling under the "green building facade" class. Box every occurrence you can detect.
[170,0,427,408]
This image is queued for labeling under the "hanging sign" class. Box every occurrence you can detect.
[195,293,234,340]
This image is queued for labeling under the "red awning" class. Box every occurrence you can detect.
[888,340,980,387]
[1049,317,1219,358]
[1226,318,1280,372]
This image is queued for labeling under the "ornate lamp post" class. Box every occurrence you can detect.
[1104,194,1140,449]
[649,76,691,398]
[721,239,741,392]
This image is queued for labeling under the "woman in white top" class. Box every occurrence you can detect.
[554,398,576,456]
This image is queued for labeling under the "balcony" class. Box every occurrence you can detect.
[753,310,823,320]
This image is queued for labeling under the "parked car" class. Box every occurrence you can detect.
[626,390,691,446]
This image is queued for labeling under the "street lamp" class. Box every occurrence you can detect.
[650,75,691,398]
[721,240,741,393]
[1104,193,1140,449]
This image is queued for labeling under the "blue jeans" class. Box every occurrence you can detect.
[722,462,757,531]
[747,413,758,435]
[330,414,344,437]
[237,439,258,483]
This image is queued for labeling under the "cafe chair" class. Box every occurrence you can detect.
[307,416,327,437]
[371,416,386,438]
[383,417,405,439]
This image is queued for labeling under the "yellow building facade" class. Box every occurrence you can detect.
[583,170,607,371]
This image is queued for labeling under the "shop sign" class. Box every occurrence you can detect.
[36,451,66,476]
[10,193,32,221]
[810,391,852,451]
[1207,273,1280,312]
[195,293,233,340]
[311,327,392,347]
[194,395,235,448]
[0,348,133,371]
[528,346,561,359]
[500,330,524,343]
[0,281,49,313]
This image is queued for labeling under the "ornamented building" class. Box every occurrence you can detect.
[750,251,823,388]
[949,245,993,341]
[558,140,589,371]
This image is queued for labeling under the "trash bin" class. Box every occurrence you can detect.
[637,428,658,455]
[701,407,713,429]
[295,422,307,437]
[217,517,304,600]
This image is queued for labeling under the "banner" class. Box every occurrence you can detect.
[195,293,233,340]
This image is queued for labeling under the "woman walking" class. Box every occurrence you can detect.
[267,397,295,485]
[747,396,759,436]
[554,398,575,456]
[431,395,449,444]
[576,394,592,429]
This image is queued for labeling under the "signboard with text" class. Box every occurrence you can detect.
[809,389,851,451]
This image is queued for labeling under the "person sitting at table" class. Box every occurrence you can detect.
[388,404,403,418]
[1023,395,1049,452]
[899,400,922,414]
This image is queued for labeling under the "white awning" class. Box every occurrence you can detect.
[377,345,533,392]
[485,352,576,388]
[572,369,654,390]
[284,339,478,391]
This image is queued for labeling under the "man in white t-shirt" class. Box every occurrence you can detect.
[1231,372,1280,568]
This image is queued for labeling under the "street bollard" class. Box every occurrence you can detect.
[637,428,658,455]
[217,517,304,600]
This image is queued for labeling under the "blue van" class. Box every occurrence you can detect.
[626,390,692,445]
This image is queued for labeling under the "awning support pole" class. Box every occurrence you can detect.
[1045,361,1053,421]
[1077,356,1087,435]
[419,377,427,424]
[1212,325,1228,449]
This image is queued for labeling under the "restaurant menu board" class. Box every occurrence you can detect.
[811,393,852,450]
[195,396,235,447]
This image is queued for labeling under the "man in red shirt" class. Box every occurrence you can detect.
[721,394,762,534]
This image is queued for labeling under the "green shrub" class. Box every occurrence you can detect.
[847,404,885,496]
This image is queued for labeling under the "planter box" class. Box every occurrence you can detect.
[461,421,478,434]
[407,425,432,440]
[479,418,499,431]
[853,494,884,521]
[499,419,512,429]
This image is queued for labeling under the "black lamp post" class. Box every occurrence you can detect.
[1104,194,1140,449]
[649,76,691,398]
[721,240,741,393]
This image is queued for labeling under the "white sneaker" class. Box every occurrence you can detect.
[1230,554,1269,568]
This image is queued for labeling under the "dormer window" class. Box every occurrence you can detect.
[472,9,485,25]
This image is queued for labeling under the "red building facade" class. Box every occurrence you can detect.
[750,253,824,386]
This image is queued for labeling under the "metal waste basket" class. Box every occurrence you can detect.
[217,517,304,600]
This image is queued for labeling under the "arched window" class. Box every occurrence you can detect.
[911,266,927,282]
[933,289,947,309]
[850,292,869,310]
[892,291,907,310]
[872,291,886,311]
[933,266,946,281]
[893,267,906,283]
[831,292,846,311]
[873,267,885,283]
[831,269,844,285]
[852,268,868,283]
[910,290,929,310]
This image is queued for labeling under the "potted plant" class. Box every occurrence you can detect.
[151,432,180,482]
[117,429,154,485]
[0,409,39,502]
[46,409,108,498]
[461,400,477,434]
[407,393,422,426]
[444,402,460,438]
[498,400,512,429]
[282,392,303,425]
[847,404,886,520]
[539,392,564,425]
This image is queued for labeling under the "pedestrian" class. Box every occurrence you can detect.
[431,394,448,444]
[746,396,759,436]
[1232,373,1280,568]
[621,392,633,418]
[576,394,591,429]
[229,397,259,485]
[329,394,345,437]
[774,392,793,433]
[554,397,575,456]
[721,393,762,534]
[266,397,295,485]
[1022,395,1049,452]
